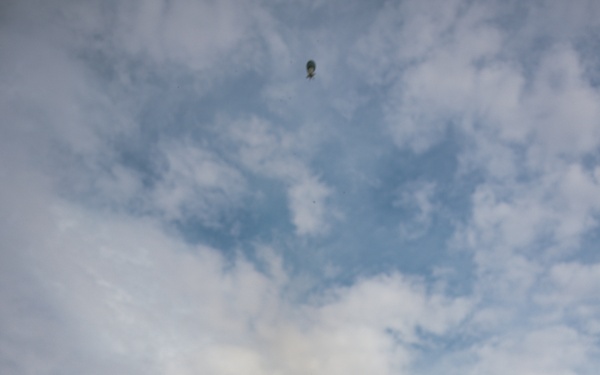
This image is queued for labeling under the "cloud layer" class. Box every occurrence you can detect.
[1,0,600,373]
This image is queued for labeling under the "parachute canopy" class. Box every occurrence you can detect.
[306,60,316,79]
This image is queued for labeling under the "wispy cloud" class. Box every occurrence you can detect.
[226,116,336,236]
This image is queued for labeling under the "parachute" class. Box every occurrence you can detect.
[306,60,316,79]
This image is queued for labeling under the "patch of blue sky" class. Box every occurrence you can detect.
[174,174,294,251]
[274,130,474,288]
[574,226,600,263]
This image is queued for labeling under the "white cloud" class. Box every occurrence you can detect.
[461,161,600,257]
[246,274,471,375]
[351,3,600,372]
[1,195,472,374]
[535,262,600,335]
[523,47,600,166]
[424,324,599,375]
[0,32,130,159]
[109,0,265,74]
[352,0,464,86]
[360,0,600,271]
[288,175,332,235]
[544,262,600,303]
[226,116,335,236]
[468,326,597,375]
[375,3,511,153]
[150,140,247,224]
[358,0,600,166]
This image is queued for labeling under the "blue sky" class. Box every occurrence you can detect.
[2,0,600,373]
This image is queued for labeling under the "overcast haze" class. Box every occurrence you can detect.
[2,0,600,373]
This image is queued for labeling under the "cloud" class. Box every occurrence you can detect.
[352,2,600,372]
[1,195,471,374]
[535,262,600,336]
[288,175,332,235]
[70,0,266,74]
[357,0,600,163]
[357,0,600,268]
[226,116,335,236]
[352,0,464,86]
[524,47,600,163]
[266,274,470,375]
[460,162,600,258]
[456,326,595,375]
[1,202,270,373]
[150,140,247,224]
[2,0,600,373]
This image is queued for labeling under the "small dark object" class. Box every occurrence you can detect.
[306,60,316,79]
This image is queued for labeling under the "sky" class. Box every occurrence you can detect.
[1,0,600,373]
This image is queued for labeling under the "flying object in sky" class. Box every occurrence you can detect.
[306,60,316,79]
